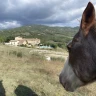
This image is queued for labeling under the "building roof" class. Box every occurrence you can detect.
[18,40,26,45]
[15,36,22,38]
[10,40,18,42]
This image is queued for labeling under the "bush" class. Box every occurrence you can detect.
[51,57,65,62]
[17,52,22,58]
[9,50,23,58]
[58,43,66,49]
[9,51,17,56]
[31,52,45,60]
[20,44,26,47]
[50,44,57,49]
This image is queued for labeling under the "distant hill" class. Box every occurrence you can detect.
[0,25,79,48]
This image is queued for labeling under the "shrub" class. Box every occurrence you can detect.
[12,51,17,56]
[20,44,26,47]
[51,57,65,62]
[17,52,23,58]
[8,51,23,58]
[58,43,66,49]
[9,51,17,56]
[50,44,57,49]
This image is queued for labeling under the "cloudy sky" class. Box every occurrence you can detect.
[0,0,96,29]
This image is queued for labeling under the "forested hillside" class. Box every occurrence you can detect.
[0,25,79,48]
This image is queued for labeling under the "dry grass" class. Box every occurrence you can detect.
[0,45,95,96]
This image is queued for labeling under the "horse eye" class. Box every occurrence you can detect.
[74,38,79,42]
[67,42,72,52]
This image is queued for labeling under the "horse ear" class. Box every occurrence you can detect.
[81,2,95,36]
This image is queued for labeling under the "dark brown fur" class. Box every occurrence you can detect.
[59,2,96,91]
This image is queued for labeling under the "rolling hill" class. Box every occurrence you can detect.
[0,25,79,48]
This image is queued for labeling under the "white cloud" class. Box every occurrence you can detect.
[0,21,21,29]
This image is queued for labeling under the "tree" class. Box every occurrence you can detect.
[5,36,15,42]
[0,36,6,43]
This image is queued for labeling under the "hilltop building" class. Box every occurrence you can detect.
[15,36,23,41]
[5,36,40,46]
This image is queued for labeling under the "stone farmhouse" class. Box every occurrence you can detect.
[5,36,40,46]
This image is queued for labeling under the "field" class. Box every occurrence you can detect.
[0,45,96,96]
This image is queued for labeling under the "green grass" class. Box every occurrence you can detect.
[0,45,95,96]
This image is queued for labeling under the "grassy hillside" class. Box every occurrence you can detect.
[0,45,95,96]
[0,25,79,48]
[0,25,95,96]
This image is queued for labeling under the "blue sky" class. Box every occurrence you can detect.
[0,0,96,29]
